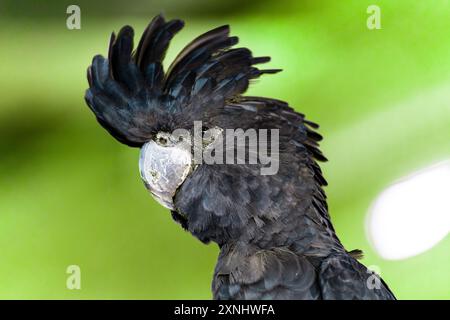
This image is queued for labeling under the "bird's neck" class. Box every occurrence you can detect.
[219,202,344,259]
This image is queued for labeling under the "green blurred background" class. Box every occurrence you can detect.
[0,0,449,299]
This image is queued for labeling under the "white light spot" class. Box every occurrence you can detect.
[367,161,450,260]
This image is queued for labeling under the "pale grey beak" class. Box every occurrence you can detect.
[139,137,194,210]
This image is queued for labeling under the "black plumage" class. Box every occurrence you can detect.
[85,14,395,300]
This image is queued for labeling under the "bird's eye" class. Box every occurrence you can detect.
[178,136,184,142]
[158,137,168,145]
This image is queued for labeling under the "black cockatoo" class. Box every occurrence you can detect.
[85,14,395,300]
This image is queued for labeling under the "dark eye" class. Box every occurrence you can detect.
[158,137,168,145]
[178,136,184,142]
